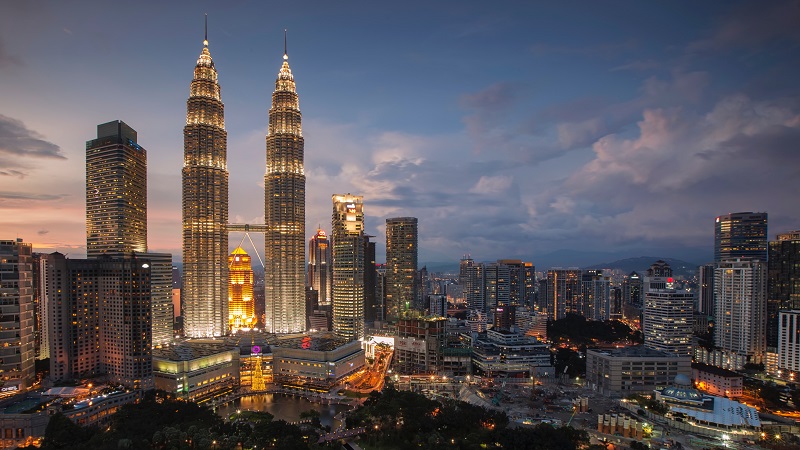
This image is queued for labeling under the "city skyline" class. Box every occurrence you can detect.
[2,1,800,266]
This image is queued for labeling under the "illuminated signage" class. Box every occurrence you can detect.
[251,345,261,355]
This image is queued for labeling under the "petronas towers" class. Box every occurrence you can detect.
[182,22,306,337]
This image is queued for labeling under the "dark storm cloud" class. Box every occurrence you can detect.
[688,0,800,53]
[0,115,65,177]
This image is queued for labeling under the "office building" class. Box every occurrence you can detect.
[623,271,643,308]
[586,347,691,397]
[472,329,552,378]
[331,194,365,340]
[272,333,364,391]
[394,316,446,374]
[228,247,256,332]
[85,120,147,258]
[264,43,306,334]
[768,231,800,348]
[364,237,378,324]
[698,264,715,316]
[545,268,581,320]
[182,26,229,338]
[643,261,693,356]
[307,229,332,305]
[483,262,510,312]
[385,217,418,320]
[714,212,768,262]
[714,259,767,369]
[0,239,35,393]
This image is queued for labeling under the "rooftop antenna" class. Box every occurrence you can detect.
[283,29,288,60]
[203,13,208,46]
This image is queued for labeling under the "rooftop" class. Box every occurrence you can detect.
[275,332,351,352]
[153,341,233,361]
[589,346,681,358]
[692,362,741,379]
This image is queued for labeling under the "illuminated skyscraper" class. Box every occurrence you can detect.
[332,194,365,340]
[228,247,256,332]
[86,120,147,258]
[714,212,768,262]
[308,229,332,305]
[182,22,229,337]
[768,231,800,348]
[264,37,306,334]
[545,268,581,320]
[385,217,418,320]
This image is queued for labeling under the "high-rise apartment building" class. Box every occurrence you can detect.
[496,259,534,307]
[460,256,484,312]
[545,268,581,320]
[622,271,643,308]
[364,237,378,324]
[45,252,154,389]
[228,247,256,332]
[0,239,35,392]
[86,120,147,258]
[582,269,611,321]
[778,310,800,375]
[264,43,306,334]
[385,217,418,320]
[32,253,50,360]
[714,212,768,262]
[714,259,767,369]
[182,27,229,338]
[332,194,365,340]
[483,262,510,311]
[307,229,332,305]
[768,231,800,348]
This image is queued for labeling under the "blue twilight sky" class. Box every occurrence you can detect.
[1,0,799,267]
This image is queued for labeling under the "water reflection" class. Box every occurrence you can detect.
[216,394,351,429]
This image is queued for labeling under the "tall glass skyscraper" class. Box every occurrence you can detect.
[308,229,332,305]
[714,212,768,262]
[264,41,306,334]
[768,231,800,348]
[332,194,365,340]
[385,217,418,320]
[182,25,229,337]
[86,120,147,258]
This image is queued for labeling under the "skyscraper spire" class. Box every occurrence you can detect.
[183,16,229,338]
[283,29,287,59]
[264,36,305,334]
[204,13,208,46]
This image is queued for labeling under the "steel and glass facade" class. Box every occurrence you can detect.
[714,212,768,262]
[331,194,365,340]
[385,217,418,320]
[86,121,147,258]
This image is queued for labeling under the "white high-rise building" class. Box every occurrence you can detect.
[643,261,693,356]
[714,259,767,369]
[778,310,800,375]
[0,239,35,392]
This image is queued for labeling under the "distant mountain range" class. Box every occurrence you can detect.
[584,256,700,278]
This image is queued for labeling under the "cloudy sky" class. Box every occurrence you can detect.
[1,0,799,267]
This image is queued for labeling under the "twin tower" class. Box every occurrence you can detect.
[182,27,305,337]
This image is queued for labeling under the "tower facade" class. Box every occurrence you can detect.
[332,194,365,340]
[714,212,768,262]
[0,239,35,392]
[229,247,256,332]
[714,259,767,369]
[264,46,306,334]
[307,229,332,305]
[86,120,147,258]
[182,30,229,337]
[545,268,581,320]
[768,231,800,348]
[385,217,418,320]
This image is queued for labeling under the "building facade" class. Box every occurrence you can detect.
[385,217,418,320]
[545,268,581,320]
[331,194,365,340]
[393,317,446,374]
[307,229,332,306]
[85,120,147,258]
[714,212,768,262]
[698,264,715,316]
[264,47,306,334]
[228,247,256,332]
[778,310,800,375]
[586,347,691,397]
[0,239,35,393]
[714,259,767,369]
[182,29,229,338]
[643,289,694,356]
[768,231,800,348]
